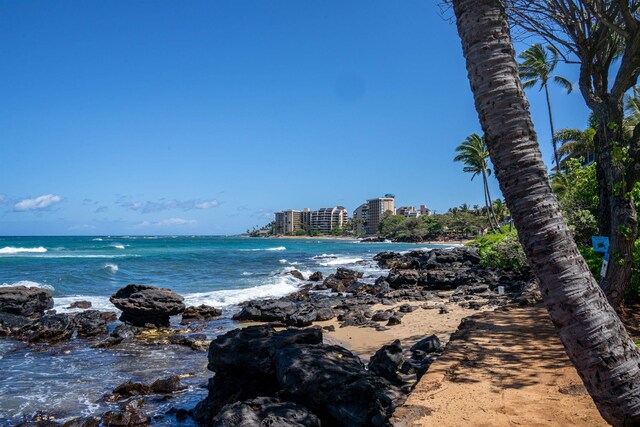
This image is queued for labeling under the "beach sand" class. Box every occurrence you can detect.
[389,305,606,426]
[309,301,605,426]
[317,299,488,360]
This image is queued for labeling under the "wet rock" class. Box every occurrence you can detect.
[322,325,335,332]
[68,300,92,309]
[110,284,185,327]
[19,314,74,343]
[288,270,305,280]
[73,310,108,337]
[181,305,222,324]
[212,397,321,427]
[168,333,209,351]
[100,312,118,322]
[410,335,441,354]
[151,375,186,394]
[102,399,150,426]
[111,324,141,340]
[0,286,54,317]
[0,312,33,336]
[113,381,153,397]
[233,299,296,323]
[367,339,405,386]
[308,271,323,282]
[62,416,101,427]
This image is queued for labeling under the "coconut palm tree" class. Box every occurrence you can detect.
[555,127,596,169]
[518,44,573,169]
[454,133,500,231]
[453,0,640,424]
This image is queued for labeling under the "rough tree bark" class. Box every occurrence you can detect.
[453,0,640,424]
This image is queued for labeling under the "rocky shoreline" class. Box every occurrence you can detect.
[1,246,539,426]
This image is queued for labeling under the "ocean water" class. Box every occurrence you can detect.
[0,236,451,425]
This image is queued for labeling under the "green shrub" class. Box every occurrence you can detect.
[578,246,603,281]
[473,230,527,272]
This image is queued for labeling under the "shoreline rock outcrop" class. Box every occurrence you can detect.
[194,325,405,427]
[0,286,53,317]
[110,284,185,327]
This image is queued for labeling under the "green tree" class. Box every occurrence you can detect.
[518,43,573,168]
[453,0,640,423]
[454,133,499,231]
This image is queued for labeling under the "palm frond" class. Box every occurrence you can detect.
[553,76,574,94]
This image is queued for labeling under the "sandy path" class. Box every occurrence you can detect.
[391,305,606,427]
[316,300,490,360]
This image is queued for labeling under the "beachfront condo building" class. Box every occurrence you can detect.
[366,195,395,235]
[274,209,303,235]
[310,206,348,234]
[274,206,347,235]
[396,206,419,218]
[420,205,432,216]
[353,203,369,233]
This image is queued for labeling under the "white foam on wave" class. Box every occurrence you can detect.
[241,246,286,252]
[0,246,47,255]
[315,256,364,266]
[113,244,125,250]
[183,275,299,308]
[279,259,288,264]
[54,295,116,313]
[0,280,55,291]
[92,238,103,241]
[241,272,255,276]
[101,263,119,273]
[30,254,135,259]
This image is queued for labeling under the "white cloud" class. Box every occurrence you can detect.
[14,194,63,211]
[195,200,219,209]
[138,218,197,227]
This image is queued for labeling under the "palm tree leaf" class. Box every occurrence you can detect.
[521,79,538,89]
[553,76,574,94]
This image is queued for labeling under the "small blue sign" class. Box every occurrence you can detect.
[592,236,610,254]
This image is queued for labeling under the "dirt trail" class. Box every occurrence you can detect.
[391,306,606,427]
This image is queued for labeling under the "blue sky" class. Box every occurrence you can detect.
[1,1,591,235]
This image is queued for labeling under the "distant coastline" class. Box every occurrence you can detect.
[246,234,473,246]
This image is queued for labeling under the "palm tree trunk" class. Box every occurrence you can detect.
[482,168,501,230]
[544,83,561,169]
[481,173,497,232]
[453,0,640,424]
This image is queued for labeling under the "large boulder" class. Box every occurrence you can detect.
[367,340,405,386]
[207,326,322,376]
[110,284,185,327]
[212,397,320,427]
[0,286,53,317]
[275,343,402,426]
[18,314,75,343]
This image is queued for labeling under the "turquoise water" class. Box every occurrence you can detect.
[0,236,448,425]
